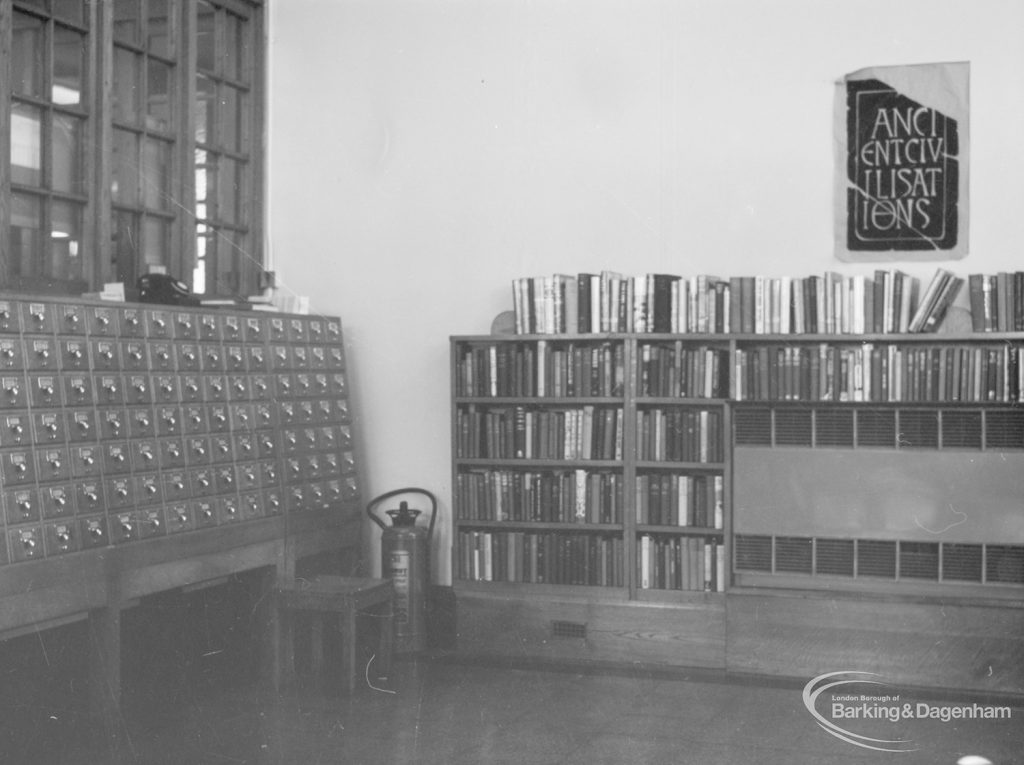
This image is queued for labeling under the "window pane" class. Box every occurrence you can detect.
[113,210,140,284]
[215,230,240,294]
[196,1,216,73]
[114,0,141,45]
[193,225,213,293]
[223,11,241,81]
[147,59,172,131]
[195,75,215,144]
[10,194,43,279]
[143,216,169,270]
[142,138,170,210]
[238,90,251,151]
[51,201,84,281]
[12,12,44,98]
[113,47,141,123]
[11,102,43,186]
[218,156,239,224]
[147,0,172,58]
[53,27,86,106]
[112,129,140,205]
[194,148,212,210]
[53,0,86,26]
[52,114,85,194]
[221,85,239,152]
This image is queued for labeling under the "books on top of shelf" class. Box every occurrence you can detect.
[511,269,965,336]
[967,272,1024,333]
[908,268,964,333]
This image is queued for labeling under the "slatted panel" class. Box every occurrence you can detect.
[985,410,1024,450]
[733,535,772,572]
[899,541,939,580]
[815,409,854,447]
[942,543,983,582]
[815,537,854,576]
[986,545,1024,584]
[857,539,897,578]
[736,536,1024,589]
[941,410,982,449]
[774,536,812,574]
[734,408,772,446]
[774,409,812,447]
[898,410,939,449]
[855,408,896,447]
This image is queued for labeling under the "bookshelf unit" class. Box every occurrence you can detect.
[450,331,1024,693]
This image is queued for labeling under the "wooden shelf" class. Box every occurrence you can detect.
[449,332,1024,692]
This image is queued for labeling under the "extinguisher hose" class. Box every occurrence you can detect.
[366,487,437,539]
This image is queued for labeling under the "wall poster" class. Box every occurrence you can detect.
[834,62,969,261]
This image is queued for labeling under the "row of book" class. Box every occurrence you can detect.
[455,469,624,524]
[454,341,625,398]
[455,405,624,461]
[512,268,968,336]
[637,344,730,398]
[457,530,625,587]
[638,535,726,592]
[636,408,724,463]
[967,272,1024,332]
[636,474,724,529]
[734,343,1024,403]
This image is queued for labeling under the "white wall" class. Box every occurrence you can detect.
[268,0,1024,584]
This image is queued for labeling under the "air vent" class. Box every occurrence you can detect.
[551,620,587,639]
[735,537,1023,590]
[986,545,1024,584]
[899,541,939,580]
[898,410,939,449]
[985,410,1024,450]
[815,538,855,576]
[815,409,854,447]
[734,535,772,572]
[941,410,982,449]
[774,536,813,574]
[857,539,897,578]
[734,408,772,446]
[856,409,896,447]
[942,543,983,582]
[774,409,812,446]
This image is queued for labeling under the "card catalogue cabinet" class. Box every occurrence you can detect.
[0,294,363,724]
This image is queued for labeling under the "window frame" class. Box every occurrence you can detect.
[1,0,266,298]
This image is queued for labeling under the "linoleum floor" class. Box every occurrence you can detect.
[91,657,1024,765]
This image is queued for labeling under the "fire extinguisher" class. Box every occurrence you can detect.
[367,487,437,654]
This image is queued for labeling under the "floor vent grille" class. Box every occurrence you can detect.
[551,620,587,639]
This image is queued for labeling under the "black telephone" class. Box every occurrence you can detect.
[137,273,200,306]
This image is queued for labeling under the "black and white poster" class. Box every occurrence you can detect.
[835,62,970,261]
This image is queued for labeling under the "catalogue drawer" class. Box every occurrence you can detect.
[70,445,101,478]
[4,488,38,525]
[60,339,90,370]
[39,484,74,519]
[44,520,78,556]
[74,480,105,515]
[79,515,107,549]
[9,525,44,562]
[29,374,63,408]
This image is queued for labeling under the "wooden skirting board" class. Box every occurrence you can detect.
[454,586,1024,695]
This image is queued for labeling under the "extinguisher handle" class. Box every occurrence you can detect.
[366,487,437,538]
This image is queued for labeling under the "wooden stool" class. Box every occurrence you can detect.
[276,575,394,693]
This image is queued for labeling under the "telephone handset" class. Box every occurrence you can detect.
[137,274,200,306]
